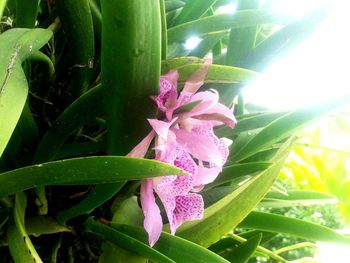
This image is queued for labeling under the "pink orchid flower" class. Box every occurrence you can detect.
[133,59,236,246]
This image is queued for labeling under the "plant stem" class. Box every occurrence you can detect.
[229,233,288,263]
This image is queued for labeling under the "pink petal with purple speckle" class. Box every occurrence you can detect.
[168,194,204,234]
[153,70,179,112]
[140,179,163,247]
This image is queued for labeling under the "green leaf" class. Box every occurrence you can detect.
[171,0,218,25]
[216,111,287,138]
[0,156,188,198]
[25,216,71,237]
[173,100,202,114]
[165,0,185,12]
[206,162,272,188]
[168,10,289,43]
[224,233,262,263]
[99,197,146,263]
[260,190,338,208]
[176,63,259,84]
[7,192,43,263]
[114,224,230,263]
[101,0,161,155]
[85,218,175,263]
[176,139,293,247]
[161,56,204,73]
[189,32,227,58]
[225,0,259,68]
[239,230,277,245]
[238,211,350,245]
[232,96,350,162]
[0,28,52,157]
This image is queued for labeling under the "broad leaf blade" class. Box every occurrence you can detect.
[0,28,52,157]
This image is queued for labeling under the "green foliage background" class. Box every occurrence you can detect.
[0,0,349,262]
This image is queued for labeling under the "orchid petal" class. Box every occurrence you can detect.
[153,70,179,112]
[170,194,204,234]
[182,56,211,94]
[193,165,222,186]
[127,131,155,158]
[193,102,237,128]
[140,179,163,247]
[147,118,177,141]
[174,128,223,167]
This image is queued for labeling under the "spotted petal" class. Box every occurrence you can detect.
[140,179,163,247]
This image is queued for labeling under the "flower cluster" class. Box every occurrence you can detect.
[132,61,236,246]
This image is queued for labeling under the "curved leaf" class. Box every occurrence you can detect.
[207,162,272,188]
[7,192,43,263]
[171,0,218,25]
[176,63,259,84]
[232,96,350,162]
[224,233,262,263]
[238,211,350,245]
[114,224,230,263]
[0,28,52,157]
[0,156,187,198]
[85,218,175,263]
[260,190,338,208]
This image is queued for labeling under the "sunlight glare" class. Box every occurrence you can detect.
[184,36,202,50]
[243,0,350,110]
[215,3,237,14]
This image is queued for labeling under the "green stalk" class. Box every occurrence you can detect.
[101,0,161,155]
[228,233,288,263]
[274,242,317,255]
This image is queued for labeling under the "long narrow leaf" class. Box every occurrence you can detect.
[114,224,230,263]
[168,10,289,43]
[0,156,187,198]
[85,218,174,263]
[238,211,350,245]
[232,96,350,162]
[7,192,43,263]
